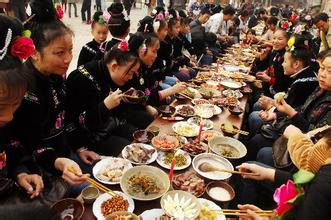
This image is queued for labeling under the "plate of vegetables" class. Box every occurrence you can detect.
[156,149,191,170]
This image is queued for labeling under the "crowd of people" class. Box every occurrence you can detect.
[0,0,330,219]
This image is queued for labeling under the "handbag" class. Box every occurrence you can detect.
[272,135,292,169]
[260,116,291,140]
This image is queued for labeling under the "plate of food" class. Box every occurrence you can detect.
[175,105,195,118]
[182,87,199,98]
[172,122,200,137]
[120,166,170,201]
[156,149,191,170]
[211,97,227,107]
[222,89,243,99]
[139,209,165,220]
[192,98,211,105]
[93,158,133,185]
[182,139,208,156]
[194,104,214,119]
[225,96,240,107]
[208,136,247,159]
[196,198,226,220]
[220,80,242,89]
[192,153,233,181]
[105,211,139,220]
[122,143,157,165]
[201,130,223,142]
[187,117,213,130]
[172,172,206,197]
[151,134,180,151]
[161,190,201,219]
[92,191,134,220]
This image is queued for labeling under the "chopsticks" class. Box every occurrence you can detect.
[121,94,140,99]
[177,93,193,100]
[213,209,275,217]
[223,127,249,136]
[67,167,116,196]
[216,169,259,176]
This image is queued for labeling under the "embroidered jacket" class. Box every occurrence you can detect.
[77,39,101,67]
[5,59,69,174]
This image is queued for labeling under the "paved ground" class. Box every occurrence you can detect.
[62,2,152,73]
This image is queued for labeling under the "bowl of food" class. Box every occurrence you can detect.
[220,123,239,137]
[105,211,139,220]
[147,126,160,136]
[192,153,233,181]
[122,89,145,104]
[133,130,154,143]
[120,165,170,201]
[199,88,214,99]
[161,190,201,219]
[225,97,240,107]
[206,181,235,202]
[93,157,133,185]
[158,105,176,116]
[82,186,99,204]
[201,130,223,142]
[122,143,157,165]
[208,136,247,159]
[93,191,134,220]
[182,139,208,156]
[151,134,180,151]
[172,172,206,197]
[228,105,244,116]
[51,198,84,220]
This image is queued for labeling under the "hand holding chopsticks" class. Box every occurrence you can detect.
[236,163,276,182]
[213,206,275,218]
[68,167,116,196]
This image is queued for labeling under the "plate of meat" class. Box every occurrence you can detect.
[172,172,206,197]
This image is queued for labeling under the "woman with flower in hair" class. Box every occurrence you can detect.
[66,40,154,157]
[0,15,45,204]
[5,0,89,192]
[77,11,109,67]
[127,33,187,111]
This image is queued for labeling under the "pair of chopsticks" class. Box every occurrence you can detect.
[215,209,275,217]
[224,127,249,136]
[121,94,139,99]
[217,168,259,176]
[177,93,193,100]
[68,167,116,196]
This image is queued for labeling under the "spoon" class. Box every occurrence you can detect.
[198,162,259,176]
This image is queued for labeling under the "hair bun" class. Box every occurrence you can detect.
[107,3,124,17]
[128,33,145,54]
[294,34,312,50]
[93,11,104,21]
[30,0,57,23]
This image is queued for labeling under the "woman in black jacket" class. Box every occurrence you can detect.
[65,41,154,157]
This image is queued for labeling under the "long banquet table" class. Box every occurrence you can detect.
[81,95,248,220]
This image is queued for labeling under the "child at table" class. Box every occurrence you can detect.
[77,11,109,67]
[98,3,130,58]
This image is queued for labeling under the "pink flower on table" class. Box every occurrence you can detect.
[273,180,298,216]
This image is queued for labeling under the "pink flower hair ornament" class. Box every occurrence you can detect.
[118,40,129,52]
